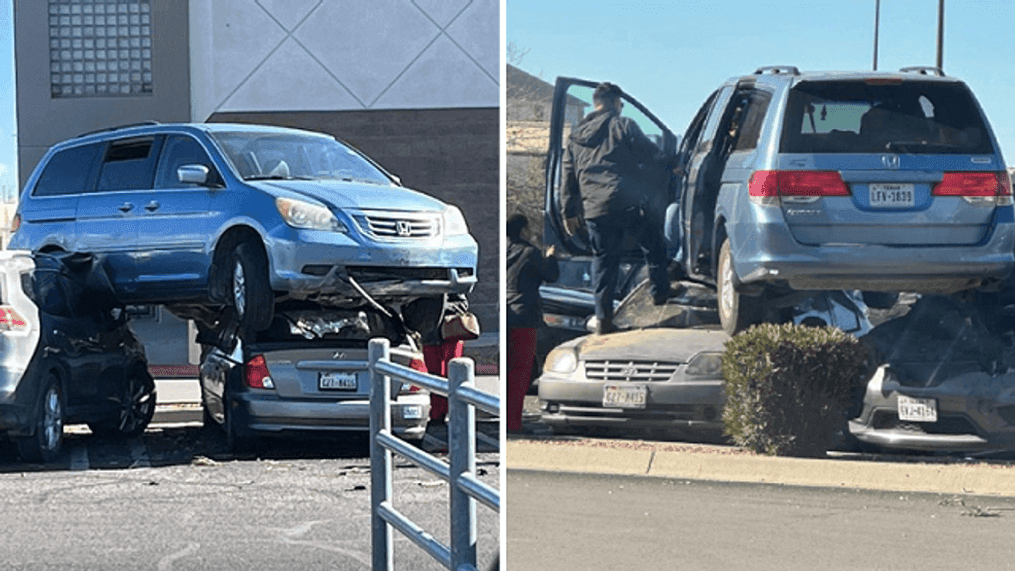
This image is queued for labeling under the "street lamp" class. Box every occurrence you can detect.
[873,0,880,70]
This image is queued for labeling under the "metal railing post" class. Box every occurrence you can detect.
[448,357,477,571]
[369,338,393,571]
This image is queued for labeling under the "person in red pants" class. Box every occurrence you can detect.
[404,293,472,424]
[506,214,558,433]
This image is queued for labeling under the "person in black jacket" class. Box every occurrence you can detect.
[561,82,671,334]
[506,213,558,433]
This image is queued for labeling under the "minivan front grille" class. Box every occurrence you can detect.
[584,360,680,382]
[359,214,439,239]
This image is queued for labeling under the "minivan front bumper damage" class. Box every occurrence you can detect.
[265,231,478,300]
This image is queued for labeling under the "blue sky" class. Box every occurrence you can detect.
[508,0,1015,165]
[1,1,14,196]
[2,1,1013,197]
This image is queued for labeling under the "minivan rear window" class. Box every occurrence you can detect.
[780,80,993,155]
[33,143,103,196]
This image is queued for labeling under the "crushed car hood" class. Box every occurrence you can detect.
[253,179,447,212]
[573,328,729,363]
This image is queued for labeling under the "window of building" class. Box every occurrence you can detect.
[48,0,153,98]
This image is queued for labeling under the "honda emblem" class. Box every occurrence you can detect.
[881,154,900,169]
[396,220,412,236]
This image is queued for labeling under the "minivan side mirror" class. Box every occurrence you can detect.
[178,164,210,185]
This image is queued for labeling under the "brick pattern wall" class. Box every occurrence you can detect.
[207,108,500,334]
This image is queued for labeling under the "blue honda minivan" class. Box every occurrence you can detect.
[545,67,1013,334]
[11,123,478,332]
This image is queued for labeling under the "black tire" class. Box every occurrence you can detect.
[717,238,764,336]
[229,242,273,334]
[89,368,156,438]
[224,391,252,452]
[17,374,64,463]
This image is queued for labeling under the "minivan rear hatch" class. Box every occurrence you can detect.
[774,78,1007,247]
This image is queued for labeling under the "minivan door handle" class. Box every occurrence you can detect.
[118,202,134,213]
[144,201,160,212]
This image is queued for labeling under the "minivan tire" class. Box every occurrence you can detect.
[717,238,764,335]
[230,242,273,334]
[17,374,64,463]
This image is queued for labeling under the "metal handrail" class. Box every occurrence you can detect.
[369,338,499,571]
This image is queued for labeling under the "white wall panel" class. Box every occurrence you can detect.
[190,0,498,120]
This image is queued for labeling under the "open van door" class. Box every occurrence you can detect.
[544,77,678,259]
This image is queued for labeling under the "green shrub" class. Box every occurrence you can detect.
[721,323,871,457]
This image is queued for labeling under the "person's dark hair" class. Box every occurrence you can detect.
[593,82,623,108]
[507,213,528,239]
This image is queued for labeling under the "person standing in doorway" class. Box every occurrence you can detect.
[561,82,671,334]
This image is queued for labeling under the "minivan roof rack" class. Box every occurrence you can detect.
[899,66,945,77]
[754,66,800,76]
[76,121,161,138]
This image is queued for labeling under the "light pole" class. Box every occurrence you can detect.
[936,0,944,70]
[873,0,880,70]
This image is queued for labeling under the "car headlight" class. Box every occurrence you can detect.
[443,205,470,236]
[685,352,723,376]
[276,197,347,232]
[544,347,578,374]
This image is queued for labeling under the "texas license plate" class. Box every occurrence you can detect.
[602,383,646,409]
[319,371,358,390]
[869,183,915,208]
[898,395,937,422]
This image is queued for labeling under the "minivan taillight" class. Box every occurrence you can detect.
[932,172,1007,197]
[244,355,275,389]
[748,170,849,198]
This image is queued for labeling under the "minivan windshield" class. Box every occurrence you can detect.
[780,80,993,155]
[210,132,394,185]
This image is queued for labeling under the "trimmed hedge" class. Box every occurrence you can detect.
[721,323,871,457]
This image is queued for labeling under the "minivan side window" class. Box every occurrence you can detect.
[732,90,772,153]
[155,135,218,188]
[32,143,103,197]
[96,136,164,192]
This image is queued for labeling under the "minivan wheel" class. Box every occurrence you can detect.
[717,238,764,335]
[17,374,64,463]
[89,368,156,438]
[230,242,273,333]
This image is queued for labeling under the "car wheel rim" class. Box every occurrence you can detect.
[720,253,734,319]
[43,387,62,452]
[233,259,246,318]
[121,376,153,432]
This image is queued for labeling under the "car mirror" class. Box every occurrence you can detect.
[177,164,209,185]
[390,174,402,186]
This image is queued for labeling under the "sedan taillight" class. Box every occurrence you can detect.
[244,355,275,389]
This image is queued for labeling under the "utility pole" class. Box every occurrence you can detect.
[936,0,944,70]
[873,0,880,71]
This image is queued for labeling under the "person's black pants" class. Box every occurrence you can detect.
[586,207,670,329]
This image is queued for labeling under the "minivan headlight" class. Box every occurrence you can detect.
[276,197,347,232]
[443,205,470,236]
[544,347,578,375]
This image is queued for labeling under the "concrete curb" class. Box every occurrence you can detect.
[507,438,1015,497]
